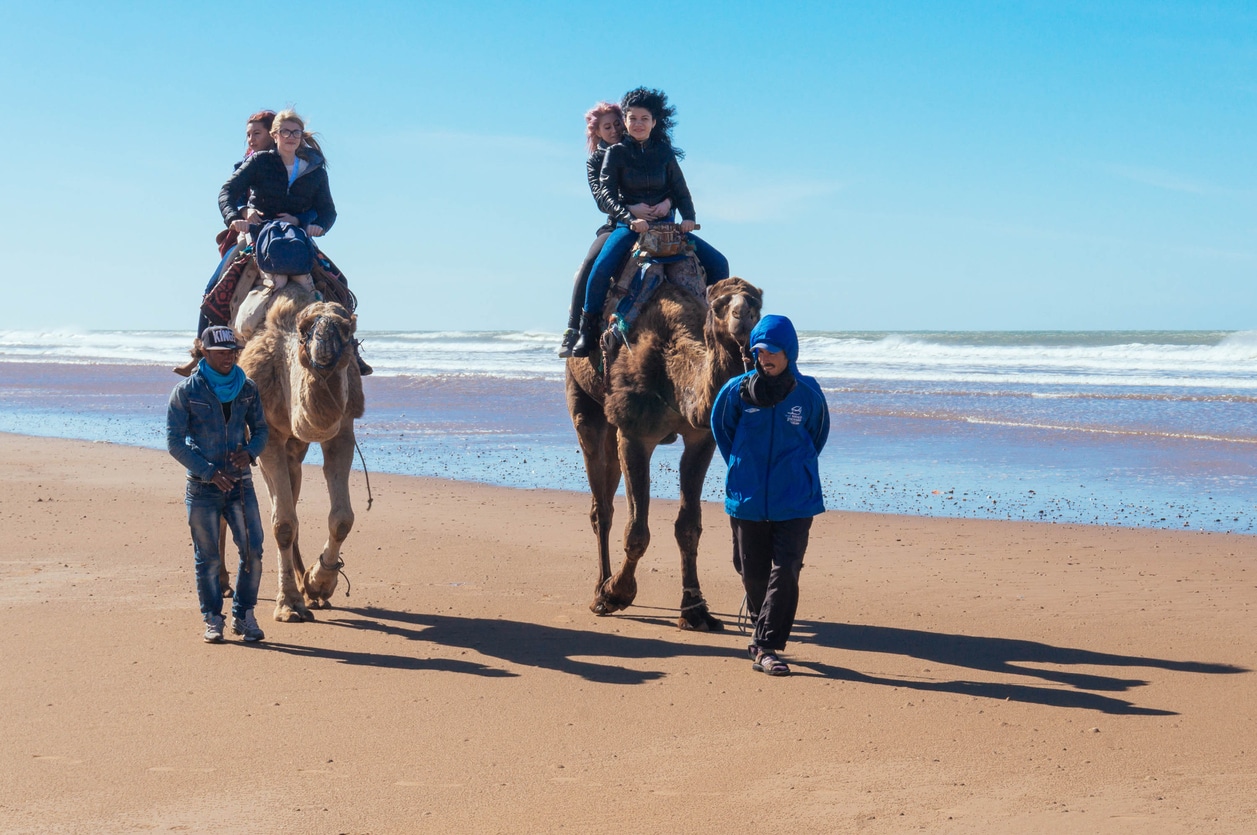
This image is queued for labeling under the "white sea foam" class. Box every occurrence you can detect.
[2,328,1254,389]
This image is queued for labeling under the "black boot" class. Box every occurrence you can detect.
[570,311,601,359]
[354,341,373,376]
[557,309,581,358]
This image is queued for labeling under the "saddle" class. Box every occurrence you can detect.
[599,223,708,356]
[200,243,355,341]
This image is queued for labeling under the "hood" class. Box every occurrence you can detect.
[749,314,799,369]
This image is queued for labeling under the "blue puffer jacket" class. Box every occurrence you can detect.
[166,369,269,482]
[712,315,830,521]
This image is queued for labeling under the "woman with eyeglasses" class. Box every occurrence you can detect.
[218,109,336,239]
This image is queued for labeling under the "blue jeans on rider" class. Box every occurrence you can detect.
[581,221,731,316]
[186,478,264,619]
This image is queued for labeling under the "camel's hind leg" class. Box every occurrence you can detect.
[676,433,722,631]
[303,424,356,608]
[257,436,312,623]
[580,419,621,614]
[597,433,656,613]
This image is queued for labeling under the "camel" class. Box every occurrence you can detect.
[238,284,365,622]
[565,269,763,630]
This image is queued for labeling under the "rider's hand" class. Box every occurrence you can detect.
[230,219,250,233]
[648,199,672,219]
[245,208,262,222]
[627,203,652,219]
[307,224,325,237]
[276,213,300,225]
[209,469,236,491]
[679,219,696,233]
[629,219,650,233]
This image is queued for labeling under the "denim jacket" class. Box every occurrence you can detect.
[166,370,269,482]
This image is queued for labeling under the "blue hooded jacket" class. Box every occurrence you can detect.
[712,315,830,521]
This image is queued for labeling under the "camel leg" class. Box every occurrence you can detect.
[676,433,722,631]
[304,425,356,607]
[583,422,622,614]
[570,384,623,615]
[285,439,308,593]
[257,436,312,623]
[597,433,655,613]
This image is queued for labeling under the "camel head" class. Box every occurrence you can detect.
[296,301,357,374]
[705,277,763,365]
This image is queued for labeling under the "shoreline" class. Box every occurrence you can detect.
[2,432,1255,832]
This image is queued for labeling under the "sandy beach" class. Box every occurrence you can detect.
[1,431,1254,833]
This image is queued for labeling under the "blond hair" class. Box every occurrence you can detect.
[271,108,325,159]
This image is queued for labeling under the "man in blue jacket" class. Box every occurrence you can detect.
[167,326,270,643]
[712,314,829,676]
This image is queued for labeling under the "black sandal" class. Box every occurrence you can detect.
[752,650,790,676]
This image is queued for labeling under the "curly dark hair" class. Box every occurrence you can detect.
[620,86,684,158]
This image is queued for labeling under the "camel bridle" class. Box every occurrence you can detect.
[301,313,351,371]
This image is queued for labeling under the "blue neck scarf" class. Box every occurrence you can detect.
[198,359,246,403]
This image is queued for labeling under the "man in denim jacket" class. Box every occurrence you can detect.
[166,326,269,643]
[712,314,830,676]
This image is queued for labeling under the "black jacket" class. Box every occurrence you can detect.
[599,137,696,224]
[587,143,617,233]
[218,148,337,231]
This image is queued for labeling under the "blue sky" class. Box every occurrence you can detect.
[1,1,1253,332]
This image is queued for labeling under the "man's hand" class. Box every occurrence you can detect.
[209,469,237,490]
[228,450,252,470]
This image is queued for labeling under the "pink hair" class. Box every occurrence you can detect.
[584,101,623,154]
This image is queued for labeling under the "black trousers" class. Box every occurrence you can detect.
[566,230,612,328]
[731,516,813,652]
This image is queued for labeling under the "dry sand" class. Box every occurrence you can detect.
[1,432,1254,833]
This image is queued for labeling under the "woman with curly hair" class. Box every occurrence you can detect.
[570,86,729,358]
[557,102,674,356]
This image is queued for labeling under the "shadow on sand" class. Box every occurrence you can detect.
[788,620,1249,716]
[254,605,729,685]
[253,606,1247,714]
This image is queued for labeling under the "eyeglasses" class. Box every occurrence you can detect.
[277,128,303,139]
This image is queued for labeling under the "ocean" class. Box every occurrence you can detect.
[1,328,1254,533]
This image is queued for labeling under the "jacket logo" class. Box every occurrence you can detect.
[744,407,760,414]
[787,405,803,425]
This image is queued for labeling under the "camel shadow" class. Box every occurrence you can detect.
[297,605,731,685]
[791,620,1249,716]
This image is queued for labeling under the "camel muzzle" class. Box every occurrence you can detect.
[302,315,350,371]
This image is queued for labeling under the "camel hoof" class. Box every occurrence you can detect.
[678,608,724,632]
[274,602,314,623]
[590,594,631,616]
[307,597,332,610]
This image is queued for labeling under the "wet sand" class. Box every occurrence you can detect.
[1,433,1254,833]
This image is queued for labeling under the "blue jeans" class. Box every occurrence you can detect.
[186,478,265,619]
[582,222,731,315]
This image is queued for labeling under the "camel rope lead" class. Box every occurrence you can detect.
[319,553,351,598]
[353,438,374,511]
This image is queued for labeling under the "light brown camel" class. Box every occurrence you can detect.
[238,284,364,622]
[565,273,762,629]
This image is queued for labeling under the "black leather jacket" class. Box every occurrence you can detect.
[218,148,337,231]
[587,143,618,233]
[599,137,696,224]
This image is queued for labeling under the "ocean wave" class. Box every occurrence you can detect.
[3,328,1254,389]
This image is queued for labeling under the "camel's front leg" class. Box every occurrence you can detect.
[304,425,356,607]
[574,412,621,614]
[257,437,311,622]
[597,433,655,613]
[676,433,721,631]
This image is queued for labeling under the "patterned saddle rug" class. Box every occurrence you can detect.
[600,242,708,349]
[200,245,356,329]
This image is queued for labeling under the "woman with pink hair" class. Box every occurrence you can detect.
[557,101,671,356]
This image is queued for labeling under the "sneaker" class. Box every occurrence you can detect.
[231,609,265,642]
[203,614,225,643]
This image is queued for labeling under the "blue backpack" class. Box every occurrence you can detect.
[255,220,316,275]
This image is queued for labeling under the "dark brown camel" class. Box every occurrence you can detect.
[565,274,763,629]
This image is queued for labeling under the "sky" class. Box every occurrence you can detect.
[1,1,1254,333]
